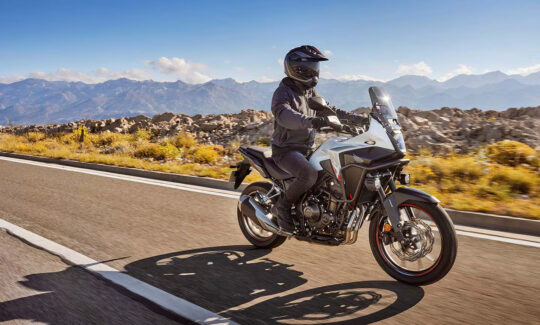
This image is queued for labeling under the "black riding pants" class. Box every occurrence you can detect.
[273,150,318,203]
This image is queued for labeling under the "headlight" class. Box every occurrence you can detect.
[393,131,407,154]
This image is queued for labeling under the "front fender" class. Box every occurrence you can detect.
[392,187,440,206]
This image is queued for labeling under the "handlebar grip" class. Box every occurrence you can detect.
[319,126,334,132]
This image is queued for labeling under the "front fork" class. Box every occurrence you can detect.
[369,176,406,242]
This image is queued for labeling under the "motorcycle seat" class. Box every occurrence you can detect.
[244,146,292,180]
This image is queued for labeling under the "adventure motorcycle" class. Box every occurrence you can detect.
[230,86,457,285]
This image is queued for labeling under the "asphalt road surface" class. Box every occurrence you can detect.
[0,158,538,324]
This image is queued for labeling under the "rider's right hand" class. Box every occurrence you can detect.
[310,117,328,129]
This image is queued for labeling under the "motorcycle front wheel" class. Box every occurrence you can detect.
[369,200,457,285]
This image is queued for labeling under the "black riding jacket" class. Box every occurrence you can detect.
[271,77,368,156]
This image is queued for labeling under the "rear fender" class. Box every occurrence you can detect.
[229,160,252,189]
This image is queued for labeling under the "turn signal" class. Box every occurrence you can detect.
[383,223,392,232]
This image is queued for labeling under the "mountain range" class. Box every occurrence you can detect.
[0,70,539,125]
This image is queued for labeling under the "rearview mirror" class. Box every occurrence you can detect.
[308,96,331,112]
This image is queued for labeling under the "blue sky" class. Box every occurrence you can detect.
[1,0,539,83]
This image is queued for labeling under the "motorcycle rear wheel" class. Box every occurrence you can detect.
[237,182,287,249]
[369,200,457,285]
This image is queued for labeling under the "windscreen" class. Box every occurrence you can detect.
[369,86,397,120]
[368,86,406,155]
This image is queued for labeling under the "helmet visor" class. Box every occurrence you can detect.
[289,59,320,79]
[300,60,320,78]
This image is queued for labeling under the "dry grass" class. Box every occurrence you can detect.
[0,130,538,219]
[404,145,539,219]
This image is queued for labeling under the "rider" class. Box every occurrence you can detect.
[271,45,369,232]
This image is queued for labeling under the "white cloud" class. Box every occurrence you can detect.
[396,61,433,76]
[0,67,152,84]
[146,57,211,83]
[320,66,383,82]
[438,64,474,82]
[277,58,284,66]
[0,75,25,84]
[323,49,333,56]
[337,74,384,82]
[507,64,540,76]
[259,76,274,82]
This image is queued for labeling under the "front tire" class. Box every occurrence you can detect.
[369,200,457,285]
[237,182,287,249]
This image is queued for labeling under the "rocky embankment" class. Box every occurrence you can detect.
[1,106,539,152]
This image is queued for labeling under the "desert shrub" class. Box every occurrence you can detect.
[96,132,122,147]
[132,129,153,141]
[40,139,60,150]
[85,133,99,145]
[486,140,538,166]
[474,183,511,200]
[173,132,197,148]
[15,143,32,152]
[210,144,226,155]
[72,126,90,143]
[133,142,179,160]
[489,166,537,194]
[133,143,165,160]
[160,142,181,159]
[192,145,220,164]
[256,137,271,146]
[448,156,485,180]
[406,164,436,184]
[413,155,484,182]
[25,132,46,142]
[59,133,75,145]
[31,143,48,153]
[112,140,132,154]
[423,157,449,181]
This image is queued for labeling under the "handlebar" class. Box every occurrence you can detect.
[318,123,360,136]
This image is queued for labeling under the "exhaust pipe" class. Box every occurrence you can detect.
[239,195,292,236]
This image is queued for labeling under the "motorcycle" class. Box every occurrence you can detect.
[230,86,457,285]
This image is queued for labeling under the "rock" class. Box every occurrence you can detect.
[244,122,262,130]
[399,117,418,132]
[200,122,219,132]
[425,129,451,142]
[397,106,410,116]
[415,111,444,123]
[410,116,429,126]
[1,106,538,154]
[152,112,177,123]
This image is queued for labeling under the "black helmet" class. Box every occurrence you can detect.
[284,45,328,88]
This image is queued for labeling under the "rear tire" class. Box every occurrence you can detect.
[237,182,287,249]
[369,200,457,285]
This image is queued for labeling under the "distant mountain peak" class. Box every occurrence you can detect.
[387,75,440,89]
[1,74,539,125]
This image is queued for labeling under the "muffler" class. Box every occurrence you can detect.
[239,195,292,236]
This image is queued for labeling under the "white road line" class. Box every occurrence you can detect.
[455,230,540,248]
[0,156,538,248]
[0,218,238,325]
[0,156,239,199]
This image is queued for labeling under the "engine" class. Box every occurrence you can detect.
[300,178,347,237]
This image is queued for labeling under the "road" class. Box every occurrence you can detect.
[0,157,538,324]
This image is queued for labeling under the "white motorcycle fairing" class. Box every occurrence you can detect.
[309,118,395,179]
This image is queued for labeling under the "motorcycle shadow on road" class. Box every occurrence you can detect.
[0,263,183,324]
[124,245,425,324]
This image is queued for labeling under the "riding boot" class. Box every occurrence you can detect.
[271,194,295,233]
